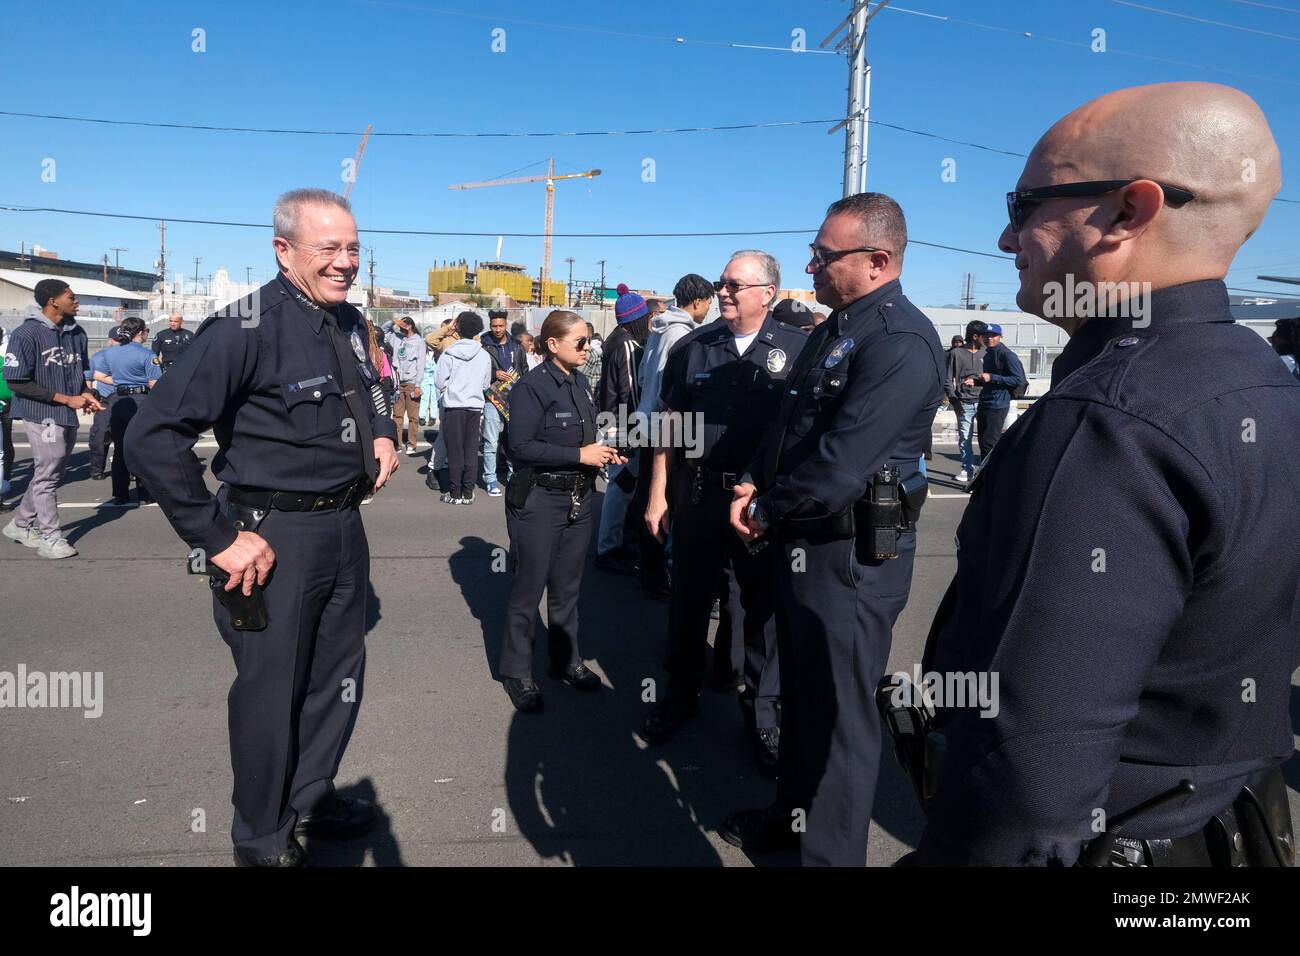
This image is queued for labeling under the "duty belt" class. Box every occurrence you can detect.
[228,476,371,513]
[114,385,149,396]
[690,464,740,505]
[532,471,592,493]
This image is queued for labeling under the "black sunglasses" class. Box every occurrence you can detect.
[1006,179,1194,232]
[807,243,891,269]
[567,336,589,351]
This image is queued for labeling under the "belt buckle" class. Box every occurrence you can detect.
[312,495,334,511]
[722,472,737,490]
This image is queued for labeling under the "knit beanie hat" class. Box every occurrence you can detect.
[615,283,648,325]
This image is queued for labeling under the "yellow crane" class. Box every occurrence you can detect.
[449,158,601,305]
[344,124,373,201]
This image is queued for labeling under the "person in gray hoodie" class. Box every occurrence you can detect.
[435,312,492,503]
[381,316,428,455]
[630,274,715,593]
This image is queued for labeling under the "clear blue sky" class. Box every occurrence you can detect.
[2,0,1297,309]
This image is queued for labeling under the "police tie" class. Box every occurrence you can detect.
[322,309,378,485]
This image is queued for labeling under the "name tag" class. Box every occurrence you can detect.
[693,372,712,383]
[555,411,574,419]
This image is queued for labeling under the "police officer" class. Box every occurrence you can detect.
[913,83,1300,867]
[641,251,807,774]
[91,317,160,505]
[151,312,194,373]
[126,188,400,867]
[726,194,944,866]
[86,326,127,481]
[498,310,624,712]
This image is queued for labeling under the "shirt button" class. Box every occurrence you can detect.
[1116,337,1140,347]
[313,390,322,398]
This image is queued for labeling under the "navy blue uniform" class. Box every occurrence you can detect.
[747,279,943,866]
[917,280,1300,866]
[499,359,599,679]
[99,341,160,499]
[126,273,398,860]
[660,313,808,731]
[151,326,194,371]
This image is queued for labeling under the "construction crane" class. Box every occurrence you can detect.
[449,158,601,305]
[343,124,373,200]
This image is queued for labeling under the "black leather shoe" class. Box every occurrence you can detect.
[594,552,637,576]
[504,677,543,712]
[719,805,799,852]
[294,794,378,840]
[753,726,780,778]
[550,662,600,690]
[640,694,699,745]
[233,837,307,867]
[90,471,108,481]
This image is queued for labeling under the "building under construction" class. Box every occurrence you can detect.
[428,259,566,307]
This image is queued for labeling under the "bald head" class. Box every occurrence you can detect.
[1001,82,1281,323]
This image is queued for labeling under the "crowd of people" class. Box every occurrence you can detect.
[1,80,1298,871]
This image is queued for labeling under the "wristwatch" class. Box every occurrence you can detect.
[747,498,770,531]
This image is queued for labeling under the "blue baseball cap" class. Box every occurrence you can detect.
[985,323,1003,336]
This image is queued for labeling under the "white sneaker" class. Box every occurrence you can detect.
[954,469,969,483]
[37,536,78,560]
[405,445,419,456]
[3,519,43,549]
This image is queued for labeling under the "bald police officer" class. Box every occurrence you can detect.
[127,188,400,867]
[916,83,1300,866]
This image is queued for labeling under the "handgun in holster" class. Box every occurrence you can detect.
[860,465,929,559]
[505,467,534,508]
[875,673,944,806]
[185,497,270,631]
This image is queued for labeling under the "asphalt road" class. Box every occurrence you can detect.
[1,425,1297,867]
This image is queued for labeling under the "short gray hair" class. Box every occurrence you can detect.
[727,249,781,289]
[273,188,353,240]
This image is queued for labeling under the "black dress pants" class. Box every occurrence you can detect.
[442,407,481,498]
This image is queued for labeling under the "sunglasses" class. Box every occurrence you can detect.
[567,336,589,351]
[807,243,891,270]
[713,279,772,295]
[1005,179,1195,233]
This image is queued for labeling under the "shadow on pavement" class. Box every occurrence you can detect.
[451,493,774,866]
[302,778,404,867]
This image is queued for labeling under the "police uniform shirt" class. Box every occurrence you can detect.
[659,312,807,473]
[1,314,90,428]
[507,358,596,469]
[125,273,399,558]
[87,349,116,398]
[152,327,194,366]
[748,279,943,522]
[917,279,1300,866]
[99,342,161,388]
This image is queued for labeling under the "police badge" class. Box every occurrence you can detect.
[825,337,854,368]
[766,348,787,374]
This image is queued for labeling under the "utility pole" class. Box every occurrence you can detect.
[157,221,167,308]
[367,248,376,308]
[193,257,202,295]
[596,259,606,309]
[823,0,889,197]
[245,266,252,287]
[564,256,575,308]
[110,247,128,283]
[102,254,110,283]
[961,272,975,310]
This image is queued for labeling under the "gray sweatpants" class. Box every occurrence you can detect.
[14,420,77,540]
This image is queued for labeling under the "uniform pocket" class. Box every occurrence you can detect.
[279,374,344,440]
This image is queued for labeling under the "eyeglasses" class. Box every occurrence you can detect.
[807,244,891,270]
[713,279,773,295]
[1005,179,1195,232]
[286,240,362,261]
[565,336,589,351]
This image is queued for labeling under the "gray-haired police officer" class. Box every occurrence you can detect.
[727,194,944,866]
[641,251,807,775]
[914,83,1300,867]
[126,189,400,867]
[498,310,624,713]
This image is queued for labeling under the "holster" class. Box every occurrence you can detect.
[182,497,271,632]
[506,467,534,508]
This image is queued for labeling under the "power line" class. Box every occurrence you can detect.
[0,202,1014,259]
[1110,0,1300,41]
[1230,0,1300,13]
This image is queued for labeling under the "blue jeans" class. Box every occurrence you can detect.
[955,400,978,472]
[419,380,438,421]
[482,401,511,485]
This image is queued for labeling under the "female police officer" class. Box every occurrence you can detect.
[499,310,625,712]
